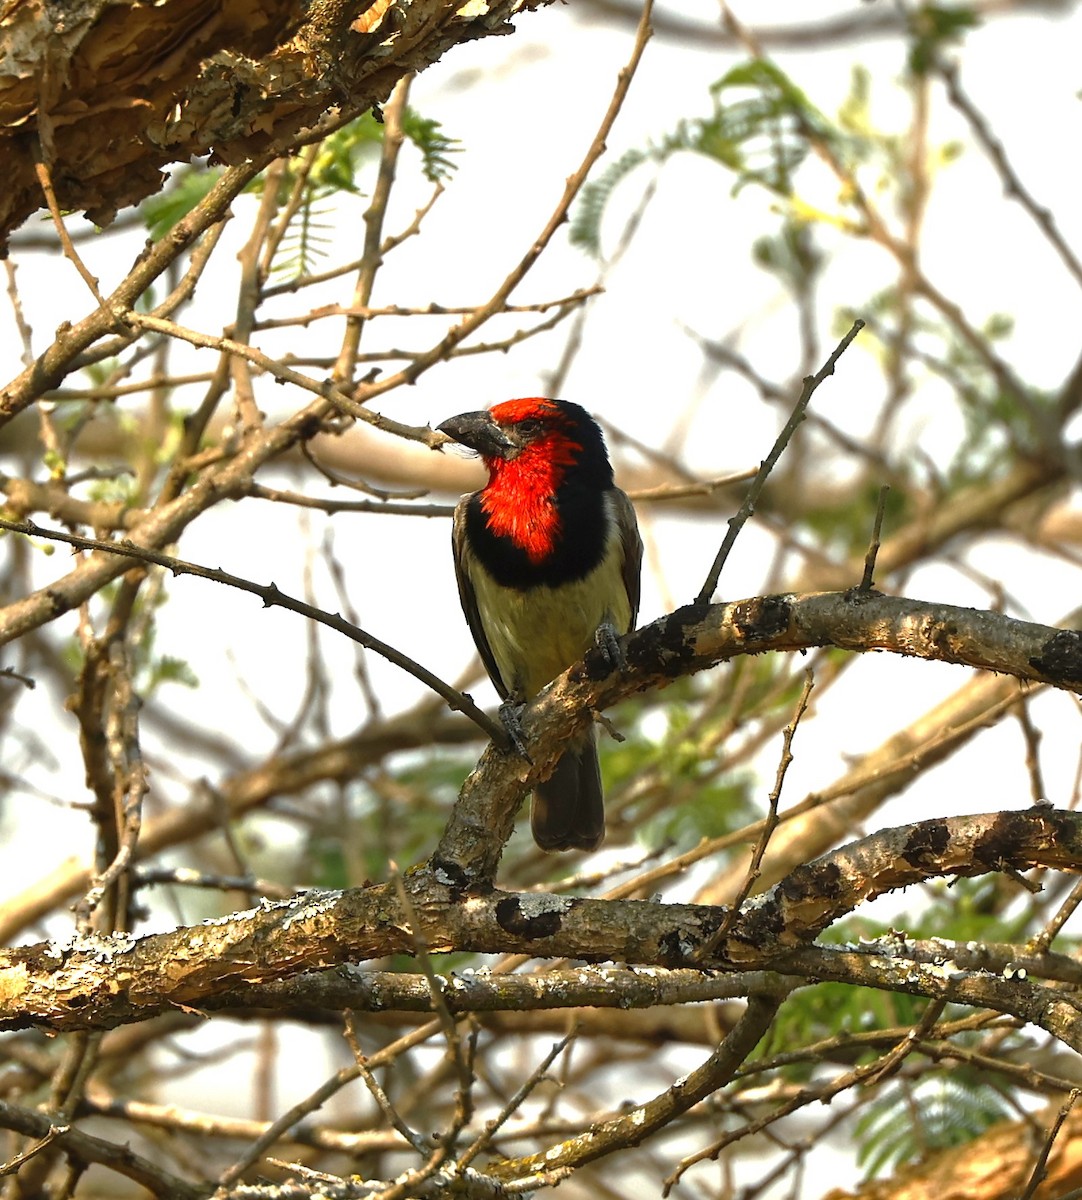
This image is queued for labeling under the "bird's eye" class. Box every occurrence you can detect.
[517,418,543,437]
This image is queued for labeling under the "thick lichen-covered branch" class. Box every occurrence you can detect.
[3,809,1081,1040]
[0,0,548,247]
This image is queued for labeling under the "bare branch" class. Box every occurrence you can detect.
[0,516,503,743]
[6,810,1082,1037]
[697,319,865,603]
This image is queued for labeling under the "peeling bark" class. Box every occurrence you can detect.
[4,809,1082,1037]
[0,0,547,247]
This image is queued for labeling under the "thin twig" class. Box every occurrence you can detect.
[3,260,34,367]
[388,862,474,1113]
[343,1013,430,1155]
[859,484,890,591]
[299,441,429,501]
[32,157,110,312]
[1028,877,1082,955]
[132,865,296,900]
[243,481,451,517]
[1014,694,1048,805]
[333,75,412,387]
[122,310,441,447]
[707,667,815,948]
[0,517,504,745]
[935,56,1082,292]
[629,468,759,503]
[212,1017,454,1193]
[697,319,864,602]
[0,665,35,689]
[457,1034,574,1170]
[0,1123,69,1176]
[491,992,784,1186]
[0,1099,200,1199]
[664,999,946,1193]
[348,0,656,411]
[1019,1089,1081,1200]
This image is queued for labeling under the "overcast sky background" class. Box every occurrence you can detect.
[5,0,1082,899]
[3,6,1082,1185]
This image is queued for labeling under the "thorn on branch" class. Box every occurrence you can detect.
[859,484,890,592]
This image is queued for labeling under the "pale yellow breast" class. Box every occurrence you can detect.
[468,528,632,699]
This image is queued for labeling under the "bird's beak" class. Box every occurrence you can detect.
[436,410,519,460]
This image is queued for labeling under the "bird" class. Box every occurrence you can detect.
[437,397,642,852]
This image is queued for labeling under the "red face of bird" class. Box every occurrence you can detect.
[436,398,569,464]
[436,398,609,480]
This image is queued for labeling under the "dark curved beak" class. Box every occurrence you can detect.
[436,410,519,460]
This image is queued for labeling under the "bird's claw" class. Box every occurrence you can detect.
[594,621,626,672]
[498,699,532,763]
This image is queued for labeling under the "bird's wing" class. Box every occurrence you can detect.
[450,496,511,700]
[611,487,643,630]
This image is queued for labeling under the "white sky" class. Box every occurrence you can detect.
[4,3,1082,1193]
[4,0,1082,881]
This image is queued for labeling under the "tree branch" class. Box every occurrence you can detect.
[1,0,554,248]
[4,809,1082,1037]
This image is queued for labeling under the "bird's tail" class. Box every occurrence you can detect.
[531,729,604,852]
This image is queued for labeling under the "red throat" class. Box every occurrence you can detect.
[480,424,580,564]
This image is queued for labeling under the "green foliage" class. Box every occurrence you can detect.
[626,700,756,847]
[837,63,875,142]
[401,109,462,184]
[762,982,929,1075]
[309,835,351,891]
[141,168,222,240]
[138,109,459,270]
[130,596,200,696]
[56,587,198,697]
[303,108,460,192]
[761,875,1057,1088]
[870,305,1037,484]
[621,657,824,848]
[641,773,753,847]
[80,359,120,388]
[708,59,835,194]
[843,284,1039,488]
[269,108,460,278]
[908,875,1032,944]
[569,147,651,258]
[823,876,1038,957]
[145,653,199,692]
[907,4,980,76]
[573,50,975,263]
[951,385,1055,486]
[738,652,820,719]
[269,195,335,282]
[797,479,912,557]
[572,59,835,257]
[752,218,825,293]
[310,754,472,888]
[304,114,385,195]
[855,1073,1011,1178]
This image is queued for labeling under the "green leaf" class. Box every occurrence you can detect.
[141,168,222,239]
[762,981,929,1069]
[149,655,199,690]
[752,218,824,290]
[856,1074,1012,1177]
[573,57,836,258]
[569,148,649,257]
[268,108,460,278]
[907,4,980,75]
[401,109,462,183]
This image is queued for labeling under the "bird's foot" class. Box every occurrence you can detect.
[498,699,533,763]
[594,620,626,672]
